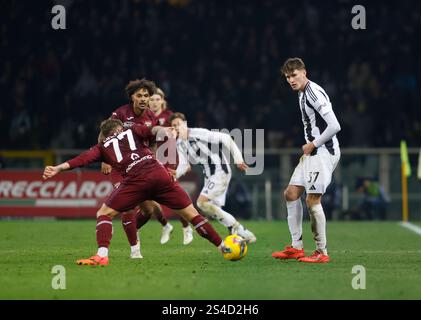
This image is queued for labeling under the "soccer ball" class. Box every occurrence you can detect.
[222,234,248,261]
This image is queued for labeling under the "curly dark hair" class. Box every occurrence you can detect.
[125,78,157,101]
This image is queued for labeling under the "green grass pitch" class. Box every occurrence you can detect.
[0,219,421,299]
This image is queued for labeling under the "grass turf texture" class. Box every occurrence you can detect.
[0,220,420,299]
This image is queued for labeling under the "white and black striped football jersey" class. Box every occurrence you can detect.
[298,80,340,155]
[176,128,244,178]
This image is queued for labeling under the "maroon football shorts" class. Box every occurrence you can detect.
[105,160,192,213]
[110,170,123,188]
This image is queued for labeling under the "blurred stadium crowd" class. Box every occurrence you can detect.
[1,0,421,150]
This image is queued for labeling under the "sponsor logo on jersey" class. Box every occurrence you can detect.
[126,155,154,173]
[144,121,152,127]
[127,116,134,120]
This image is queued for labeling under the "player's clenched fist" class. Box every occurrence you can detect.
[42,163,70,180]
[42,166,59,180]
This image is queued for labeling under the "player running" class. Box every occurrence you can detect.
[101,79,175,259]
[170,112,257,243]
[272,58,341,263]
[42,119,232,266]
[149,87,194,245]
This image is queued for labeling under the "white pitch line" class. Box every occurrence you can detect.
[399,221,421,236]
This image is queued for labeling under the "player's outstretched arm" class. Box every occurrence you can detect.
[175,144,191,179]
[152,125,176,140]
[212,131,248,172]
[42,162,70,180]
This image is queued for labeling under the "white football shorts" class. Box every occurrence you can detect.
[200,171,231,207]
[289,147,340,194]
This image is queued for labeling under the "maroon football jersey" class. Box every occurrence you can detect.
[67,124,157,178]
[107,104,159,184]
[111,104,158,129]
[156,109,174,127]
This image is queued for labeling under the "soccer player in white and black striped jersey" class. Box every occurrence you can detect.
[272,58,341,263]
[170,112,257,243]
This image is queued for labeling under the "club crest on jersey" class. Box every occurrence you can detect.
[123,121,135,127]
[159,118,165,125]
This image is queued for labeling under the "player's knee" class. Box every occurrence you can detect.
[306,195,322,210]
[196,199,205,211]
[96,209,116,219]
[284,187,299,202]
[197,199,211,213]
[141,202,155,215]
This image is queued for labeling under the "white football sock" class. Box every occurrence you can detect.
[197,201,237,228]
[286,199,303,249]
[97,247,109,258]
[309,203,327,255]
[131,242,140,253]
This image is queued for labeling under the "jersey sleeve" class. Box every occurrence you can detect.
[175,141,190,179]
[67,145,103,169]
[131,124,153,138]
[207,130,244,164]
[305,86,332,116]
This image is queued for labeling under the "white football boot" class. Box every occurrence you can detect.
[160,223,174,244]
[182,226,194,245]
[232,222,257,243]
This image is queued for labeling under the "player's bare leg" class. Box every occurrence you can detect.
[196,195,256,243]
[298,194,329,263]
[77,204,119,266]
[140,200,173,244]
[272,185,306,259]
[173,204,229,253]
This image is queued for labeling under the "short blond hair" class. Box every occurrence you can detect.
[100,118,123,138]
[155,87,168,110]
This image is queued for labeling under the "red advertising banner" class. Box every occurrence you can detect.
[0,170,201,218]
[0,170,113,218]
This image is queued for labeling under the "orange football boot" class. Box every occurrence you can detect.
[76,255,109,266]
[298,250,329,263]
[272,246,305,260]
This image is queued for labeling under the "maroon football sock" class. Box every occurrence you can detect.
[154,208,168,226]
[191,215,222,247]
[96,215,113,248]
[136,209,151,230]
[179,216,189,228]
[121,211,138,246]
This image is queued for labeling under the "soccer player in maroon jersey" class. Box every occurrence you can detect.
[42,118,230,266]
[101,79,176,258]
[149,87,194,245]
